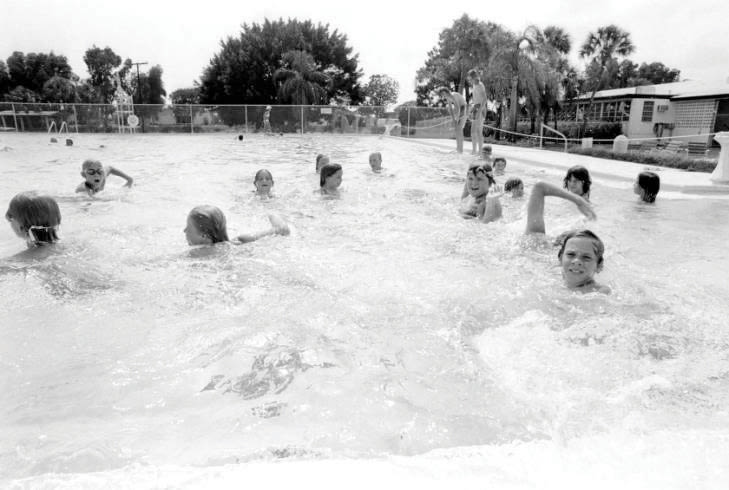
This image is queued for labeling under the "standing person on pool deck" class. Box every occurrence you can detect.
[263,106,272,134]
[436,87,467,153]
[467,69,487,155]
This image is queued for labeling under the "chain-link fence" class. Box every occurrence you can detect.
[0,102,462,138]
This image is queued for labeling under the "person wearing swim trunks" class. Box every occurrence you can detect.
[436,87,467,153]
[467,69,487,155]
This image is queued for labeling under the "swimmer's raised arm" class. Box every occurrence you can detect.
[107,166,134,187]
[525,181,595,234]
[235,215,290,244]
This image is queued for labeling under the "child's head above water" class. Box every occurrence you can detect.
[563,165,592,198]
[81,159,105,188]
[493,158,507,175]
[480,145,493,161]
[319,163,343,189]
[253,169,274,196]
[635,171,660,203]
[504,177,524,197]
[557,229,605,289]
[5,191,61,245]
[315,154,330,173]
[369,152,382,172]
[185,205,229,245]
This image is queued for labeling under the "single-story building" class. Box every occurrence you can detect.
[571,79,729,144]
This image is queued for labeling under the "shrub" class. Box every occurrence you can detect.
[568,146,717,172]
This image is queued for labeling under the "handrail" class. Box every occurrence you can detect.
[47,120,56,134]
[540,123,568,152]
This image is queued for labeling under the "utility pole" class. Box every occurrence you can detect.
[131,61,148,132]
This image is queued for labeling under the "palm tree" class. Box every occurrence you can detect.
[273,50,328,105]
[579,25,635,135]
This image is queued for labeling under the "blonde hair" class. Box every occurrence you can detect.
[5,191,61,244]
[187,205,229,243]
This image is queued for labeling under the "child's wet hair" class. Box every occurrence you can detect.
[5,191,61,244]
[504,177,523,192]
[467,163,496,186]
[187,205,229,243]
[563,165,592,197]
[315,154,329,172]
[320,163,343,187]
[369,152,382,163]
[254,169,273,184]
[557,229,605,269]
[637,171,660,203]
[82,159,102,171]
[493,157,506,169]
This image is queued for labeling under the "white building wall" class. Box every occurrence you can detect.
[672,99,718,144]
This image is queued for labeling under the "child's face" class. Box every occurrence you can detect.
[255,172,273,195]
[566,175,585,196]
[369,154,382,172]
[325,170,343,189]
[184,215,211,245]
[7,216,25,238]
[511,183,524,198]
[560,237,601,288]
[82,162,105,187]
[633,179,642,196]
[494,160,506,173]
[466,171,490,198]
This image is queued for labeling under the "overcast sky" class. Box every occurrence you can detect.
[2,0,727,103]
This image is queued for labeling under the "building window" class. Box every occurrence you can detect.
[641,101,654,122]
[620,101,631,121]
[675,100,718,128]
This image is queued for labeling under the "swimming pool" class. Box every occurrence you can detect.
[1,133,728,487]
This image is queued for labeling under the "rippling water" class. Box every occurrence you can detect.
[1,133,728,487]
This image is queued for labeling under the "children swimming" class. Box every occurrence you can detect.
[253,169,274,198]
[635,171,660,203]
[460,163,502,223]
[315,154,330,173]
[184,205,289,246]
[563,165,592,199]
[504,178,524,198]
[319,163,343,197]
[5,191,61,247]
[75,159,134,196]
[369,152,382,173]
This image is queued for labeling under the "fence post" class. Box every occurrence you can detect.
[300,105,304,135]
[72,105,79,134]
[245,105,248,133]
[407,107,411,138]
[189,105,193,134]
[11,103,18,132]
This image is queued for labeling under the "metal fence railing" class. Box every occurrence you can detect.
[0,102,461,138]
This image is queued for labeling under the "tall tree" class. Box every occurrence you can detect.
[579,25,635,133]
[83,45,122,102]
[42,75,76,103]
[363,74,399,107]
[636,62,680,85]
[170,86,201,104]
[4,51,73,98]
[0,61,10,96]
[199,18,363,105]
[273,50,327,105]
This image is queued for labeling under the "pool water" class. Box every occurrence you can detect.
[1,133,728,486]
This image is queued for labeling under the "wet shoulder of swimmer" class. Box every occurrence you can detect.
[557,229,610,294]
[75,159,134,196]
[460,163,502,223]
[184,206,290,246]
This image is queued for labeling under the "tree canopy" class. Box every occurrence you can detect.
[363,74,399,107]
[199,18,364,105]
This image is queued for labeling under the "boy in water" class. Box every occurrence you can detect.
[436,87,467,153]
[75,159,133,196]
[369,152,382,173]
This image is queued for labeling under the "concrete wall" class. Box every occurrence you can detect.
[625,98,674,139]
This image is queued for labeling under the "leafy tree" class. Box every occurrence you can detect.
[274,50,327,104]
[3,51,73,98]
[132,65,166,104]
[4,85,38,103]
[199,18,363,105]
[363,74,399,111]
[579,25,635,133]
[636,62,680,85]
[42,75,76,103]
[84,45,122,102]
[170,86,200,104]
[0,61,10,96]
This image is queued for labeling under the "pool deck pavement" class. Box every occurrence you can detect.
[407,138,729,195]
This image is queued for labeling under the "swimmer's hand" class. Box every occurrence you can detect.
[268,214,290,236]
[123,178,134,188]
[576,199,596,220]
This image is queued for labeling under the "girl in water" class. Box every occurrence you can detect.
[184,205,289,246]
[460,163,502,223]
[5,191,61,247]
[634,171,660,203]
[563,165,592,199]
[319,163,343,197]
[253,169,275,198]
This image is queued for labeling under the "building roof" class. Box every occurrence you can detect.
[576,79,729,101]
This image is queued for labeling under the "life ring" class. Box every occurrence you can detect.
[127,114,139,128]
